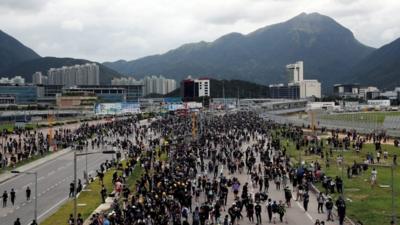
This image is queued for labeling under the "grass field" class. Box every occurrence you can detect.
[319,111,400,124]
[284,139,400,225]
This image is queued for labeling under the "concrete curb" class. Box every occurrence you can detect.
[0,147,72,184]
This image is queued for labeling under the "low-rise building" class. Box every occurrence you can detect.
[66,86,126,103]
[0,84,37,104]
[56,92,97,110]
[333,84,360,98]
[0,94,16,105]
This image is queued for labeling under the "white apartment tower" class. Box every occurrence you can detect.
[286,61,304,83]
[195,78,210,97]
[142,75,176,95]
[47,63,99,87]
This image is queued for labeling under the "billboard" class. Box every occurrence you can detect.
[95,103,141,115]
[165,104,184,111]
[367,100,390,107]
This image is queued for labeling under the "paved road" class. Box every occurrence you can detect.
[0,118,148,225]
[0,143,115,225]
[195,135,342,225]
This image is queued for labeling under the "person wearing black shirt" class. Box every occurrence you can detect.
[325,198,334,221]
[336,196,346,225]
[10,188,16,205]
[303,191,310,212]
[255,202,262,224]
[26,186,31,201]
[2,190,8,207]
[14,218,21,225]
[266,199,273,223]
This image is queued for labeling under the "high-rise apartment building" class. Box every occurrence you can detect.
[47,63,99,87]
[32,72,48,85]
[142,75,176,95]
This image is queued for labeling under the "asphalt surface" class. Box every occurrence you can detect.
[0,143,115,225]
[195,135,342,225]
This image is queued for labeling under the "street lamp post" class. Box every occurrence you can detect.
[11,170,38,223]
[73,150,116,225]
[391,164,396,224]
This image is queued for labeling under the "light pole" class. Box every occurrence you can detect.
[11,170,38,223]
[73,150,116,225]
[391,163,396,224]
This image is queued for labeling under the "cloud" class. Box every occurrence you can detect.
[0,0,48,11]
[61,19,84,31]
[0,0,399,62]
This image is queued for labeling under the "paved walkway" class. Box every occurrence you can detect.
[192,136,348,225]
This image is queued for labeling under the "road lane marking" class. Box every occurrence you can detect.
[28,196,69,225]
[22,182,33,189]
[296,201,314,221]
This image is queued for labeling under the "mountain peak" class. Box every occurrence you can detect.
[0,29,41,72]
[105,13,374,89]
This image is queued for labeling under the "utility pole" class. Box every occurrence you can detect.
[392,164,396,224]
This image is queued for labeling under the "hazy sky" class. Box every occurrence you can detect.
[0,0,399,62]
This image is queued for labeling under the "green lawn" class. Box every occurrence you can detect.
[0,123,14,132]
[284,140,400,225]
[319,111,400,124]
[40,167,120,225]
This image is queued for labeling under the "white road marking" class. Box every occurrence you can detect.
[22,182,33,189]
[296,202,314,221]
[32,196,68,225]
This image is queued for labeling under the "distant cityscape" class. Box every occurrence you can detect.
[1,59,400,111]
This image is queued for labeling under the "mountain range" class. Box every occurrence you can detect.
[104,12,377,89]
[0,30,40,70]
[350,37,400,89]
[0,30,122,84]
[1,12,400,91]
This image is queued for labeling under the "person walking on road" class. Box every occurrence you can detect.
[303,191,310,212]
[26,186,31,201]
[255,202,262,225]
[284,186,292,207]
[266,198,273,223]
[336,196,346,225]
[2,190,8,207]
[30,220,38,225]
[325,197,334,221]
[10,188,16,205]
[317,192,325,213]
[14,218,21,225]
[277,200,286,223]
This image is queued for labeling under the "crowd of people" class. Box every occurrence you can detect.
[83,112,356,225]
[5,110,396,225]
